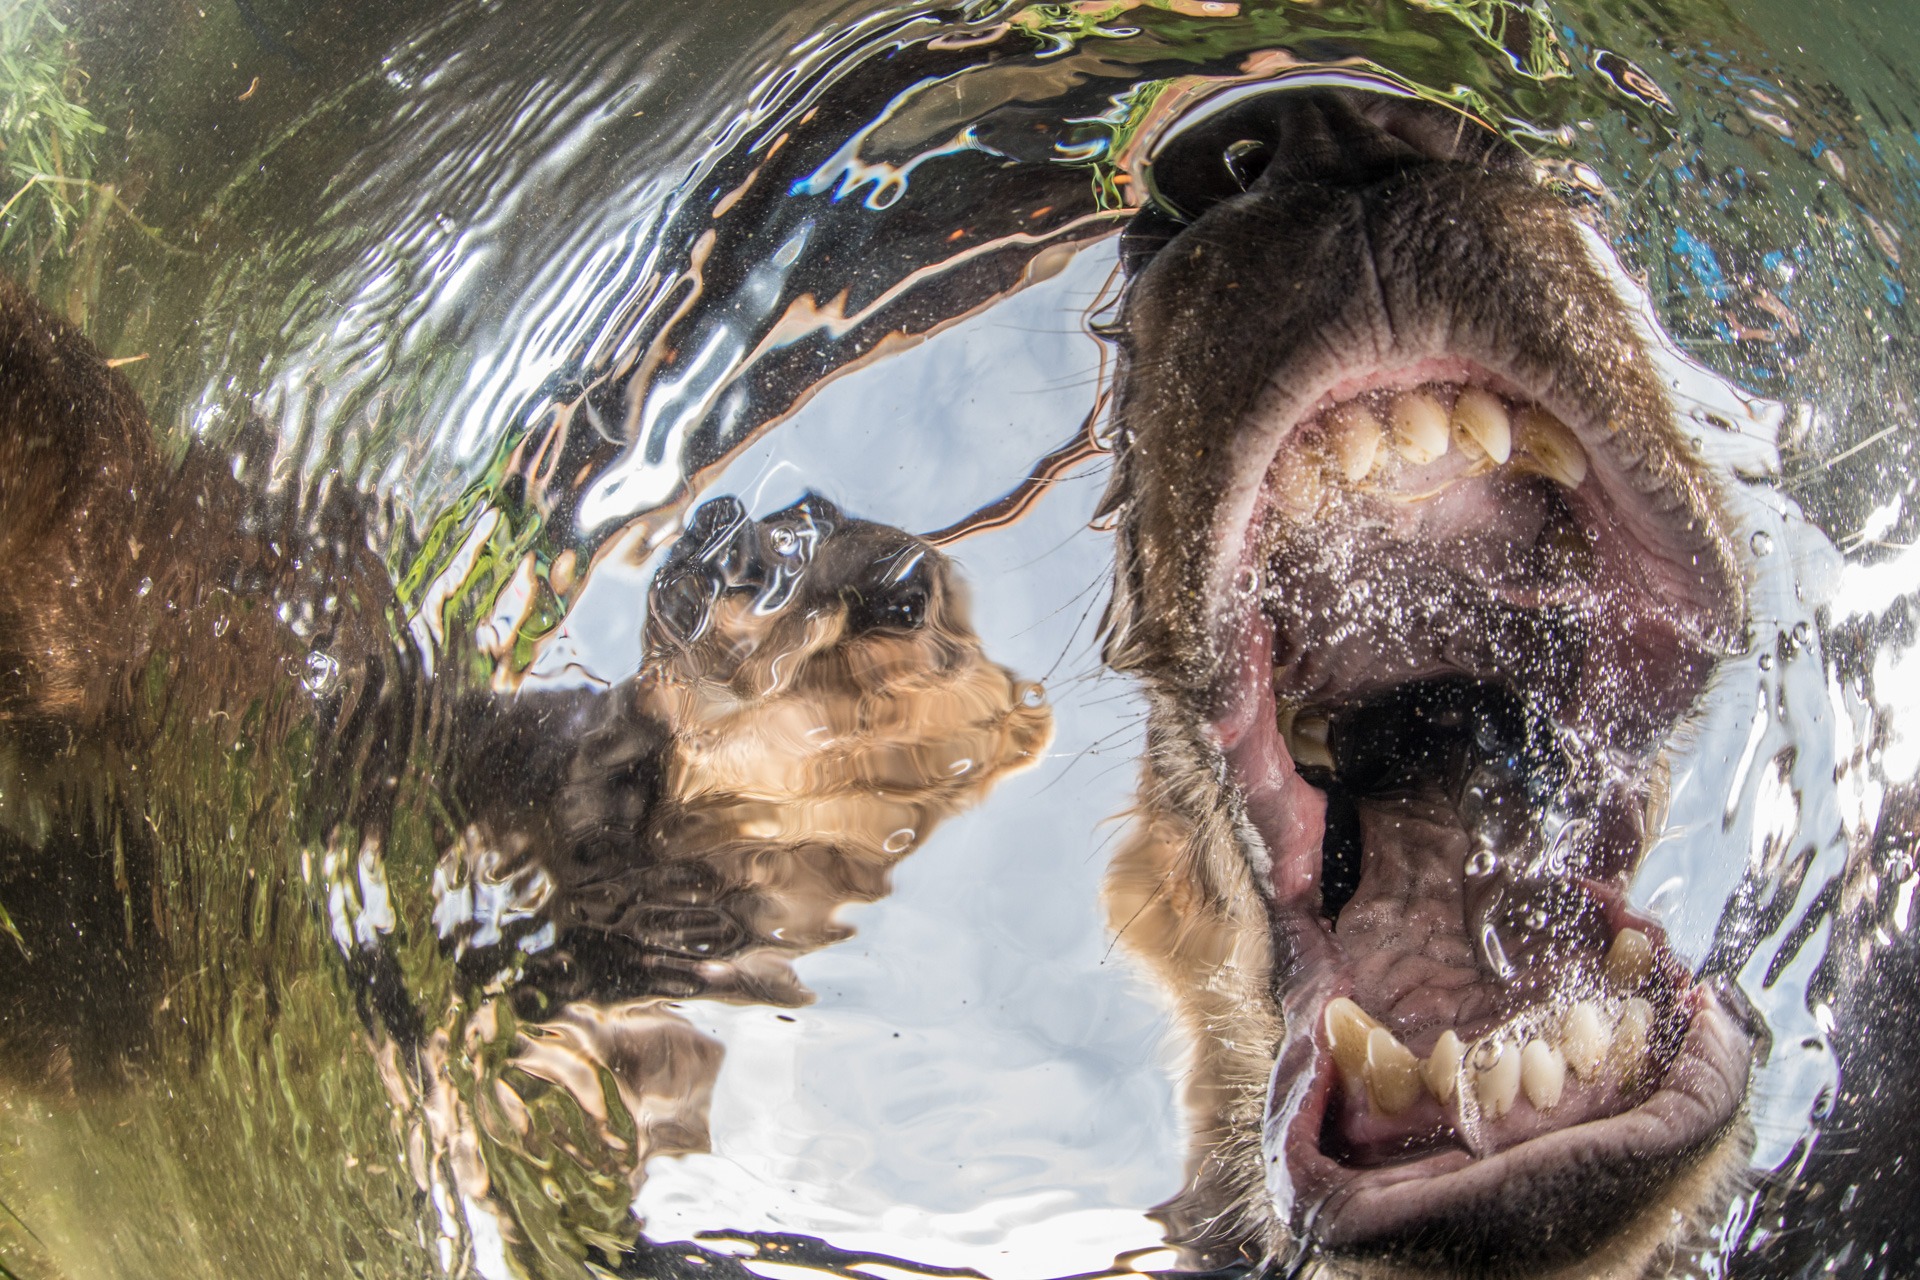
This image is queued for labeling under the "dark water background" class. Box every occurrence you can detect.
[3,0,1920,1277]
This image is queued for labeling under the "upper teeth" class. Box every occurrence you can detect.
[1290,387,1588,498]
[1388,391,1451,465]
[1451,388,1512,464]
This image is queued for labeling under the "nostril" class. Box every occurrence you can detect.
[1224,138,1274,190]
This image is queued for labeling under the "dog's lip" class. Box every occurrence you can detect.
[1265,980,1755,1252]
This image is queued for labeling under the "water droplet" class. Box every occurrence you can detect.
[1471,1038,1505,1072]
[136,576,153,598]
[1022,682,1046,708]
[1792,621,1811,648]
[883,828,916,854]
[1478,921,1514,981]
[1750,530,1775,556]
[1758,653,1774,671]
[302,651,339,693]
[1466,848,1500,877]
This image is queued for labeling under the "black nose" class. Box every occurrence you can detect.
[841,543,934,634]
[1121,88,1525,273]
[647,495,754,647]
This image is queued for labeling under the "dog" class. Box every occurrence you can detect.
[1099,89,1757,1278]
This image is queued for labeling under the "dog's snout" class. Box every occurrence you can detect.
[1128,89,1525,270]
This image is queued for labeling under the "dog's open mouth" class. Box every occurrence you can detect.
[1207,360,1755,1259]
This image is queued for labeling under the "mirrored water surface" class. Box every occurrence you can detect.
[2,0,1919,1277]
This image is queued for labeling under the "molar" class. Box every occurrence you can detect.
[1612,996,1654,1077]
[1450,388,1512,464]
[1520,1038,1566,1111]
[1367,1026,1425,1115]
[1473,1038,1521,1119]
[1326,403,1384,482]
[1422,1028,1463,1104]
[1286,709,1333,770]
[1389,391,1450,465]
[1561,1001,1607,1079]
[1514,407,1588,489]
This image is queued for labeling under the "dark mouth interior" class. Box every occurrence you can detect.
[1242,377,1726,1171]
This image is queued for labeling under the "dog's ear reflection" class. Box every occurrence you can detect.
[421,495,1051,1255]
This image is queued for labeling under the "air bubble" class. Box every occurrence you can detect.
[1471,1038,1505,1072]
[770,527,797,554]
[1886,849,1916,883]
[1526,907,1549,931]
[883,828,916,854]
[1792,621,1811,648]
[1466,848,1500,877]
[1234,566,1259,597]
[1750,531,1775,556]
[137,576,153,598]
[948,758,975,777]
[1022,682,1046,708]
[1758,653,1774,671]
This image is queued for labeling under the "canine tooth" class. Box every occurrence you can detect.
[1326,403,1384,482]
[1561,1001,1607,1079]
[1612,996,1653,1075]
[1367,1027,1425,1115]
[1515,407,1588,488]
[1474,1038,1521,1119]
[1450,388,1512,463]
[1521,1039,1566,1111]
[1422,1029,1463,1104]
[1326,998,1378,1081]
[1389,391,1450,465]
[1287,711,1333,770]
[1605,928,1654,990]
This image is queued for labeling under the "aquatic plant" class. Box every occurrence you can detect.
[0,0,104,288]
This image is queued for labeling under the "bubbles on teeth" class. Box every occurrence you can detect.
[1521,1039,1566,1111]
[1474,1037,1521,1118]
[1515,406,1588,488]
[1605,927,1654,990]
[1451,388,1512,463]
[1389,391,1451,464]
[1271,448,1326,518]
[1561,1001,1607,1079]
[1612,996,1653,1077]
[1327,403,1384,481]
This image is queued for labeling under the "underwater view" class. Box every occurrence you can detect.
[1,0,1918,1276]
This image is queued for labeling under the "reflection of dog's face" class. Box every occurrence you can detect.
[1102,91,1753,1276]
[640,492,1053,982]
[441,492,1051,1013]
[435,495,1051,1257]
